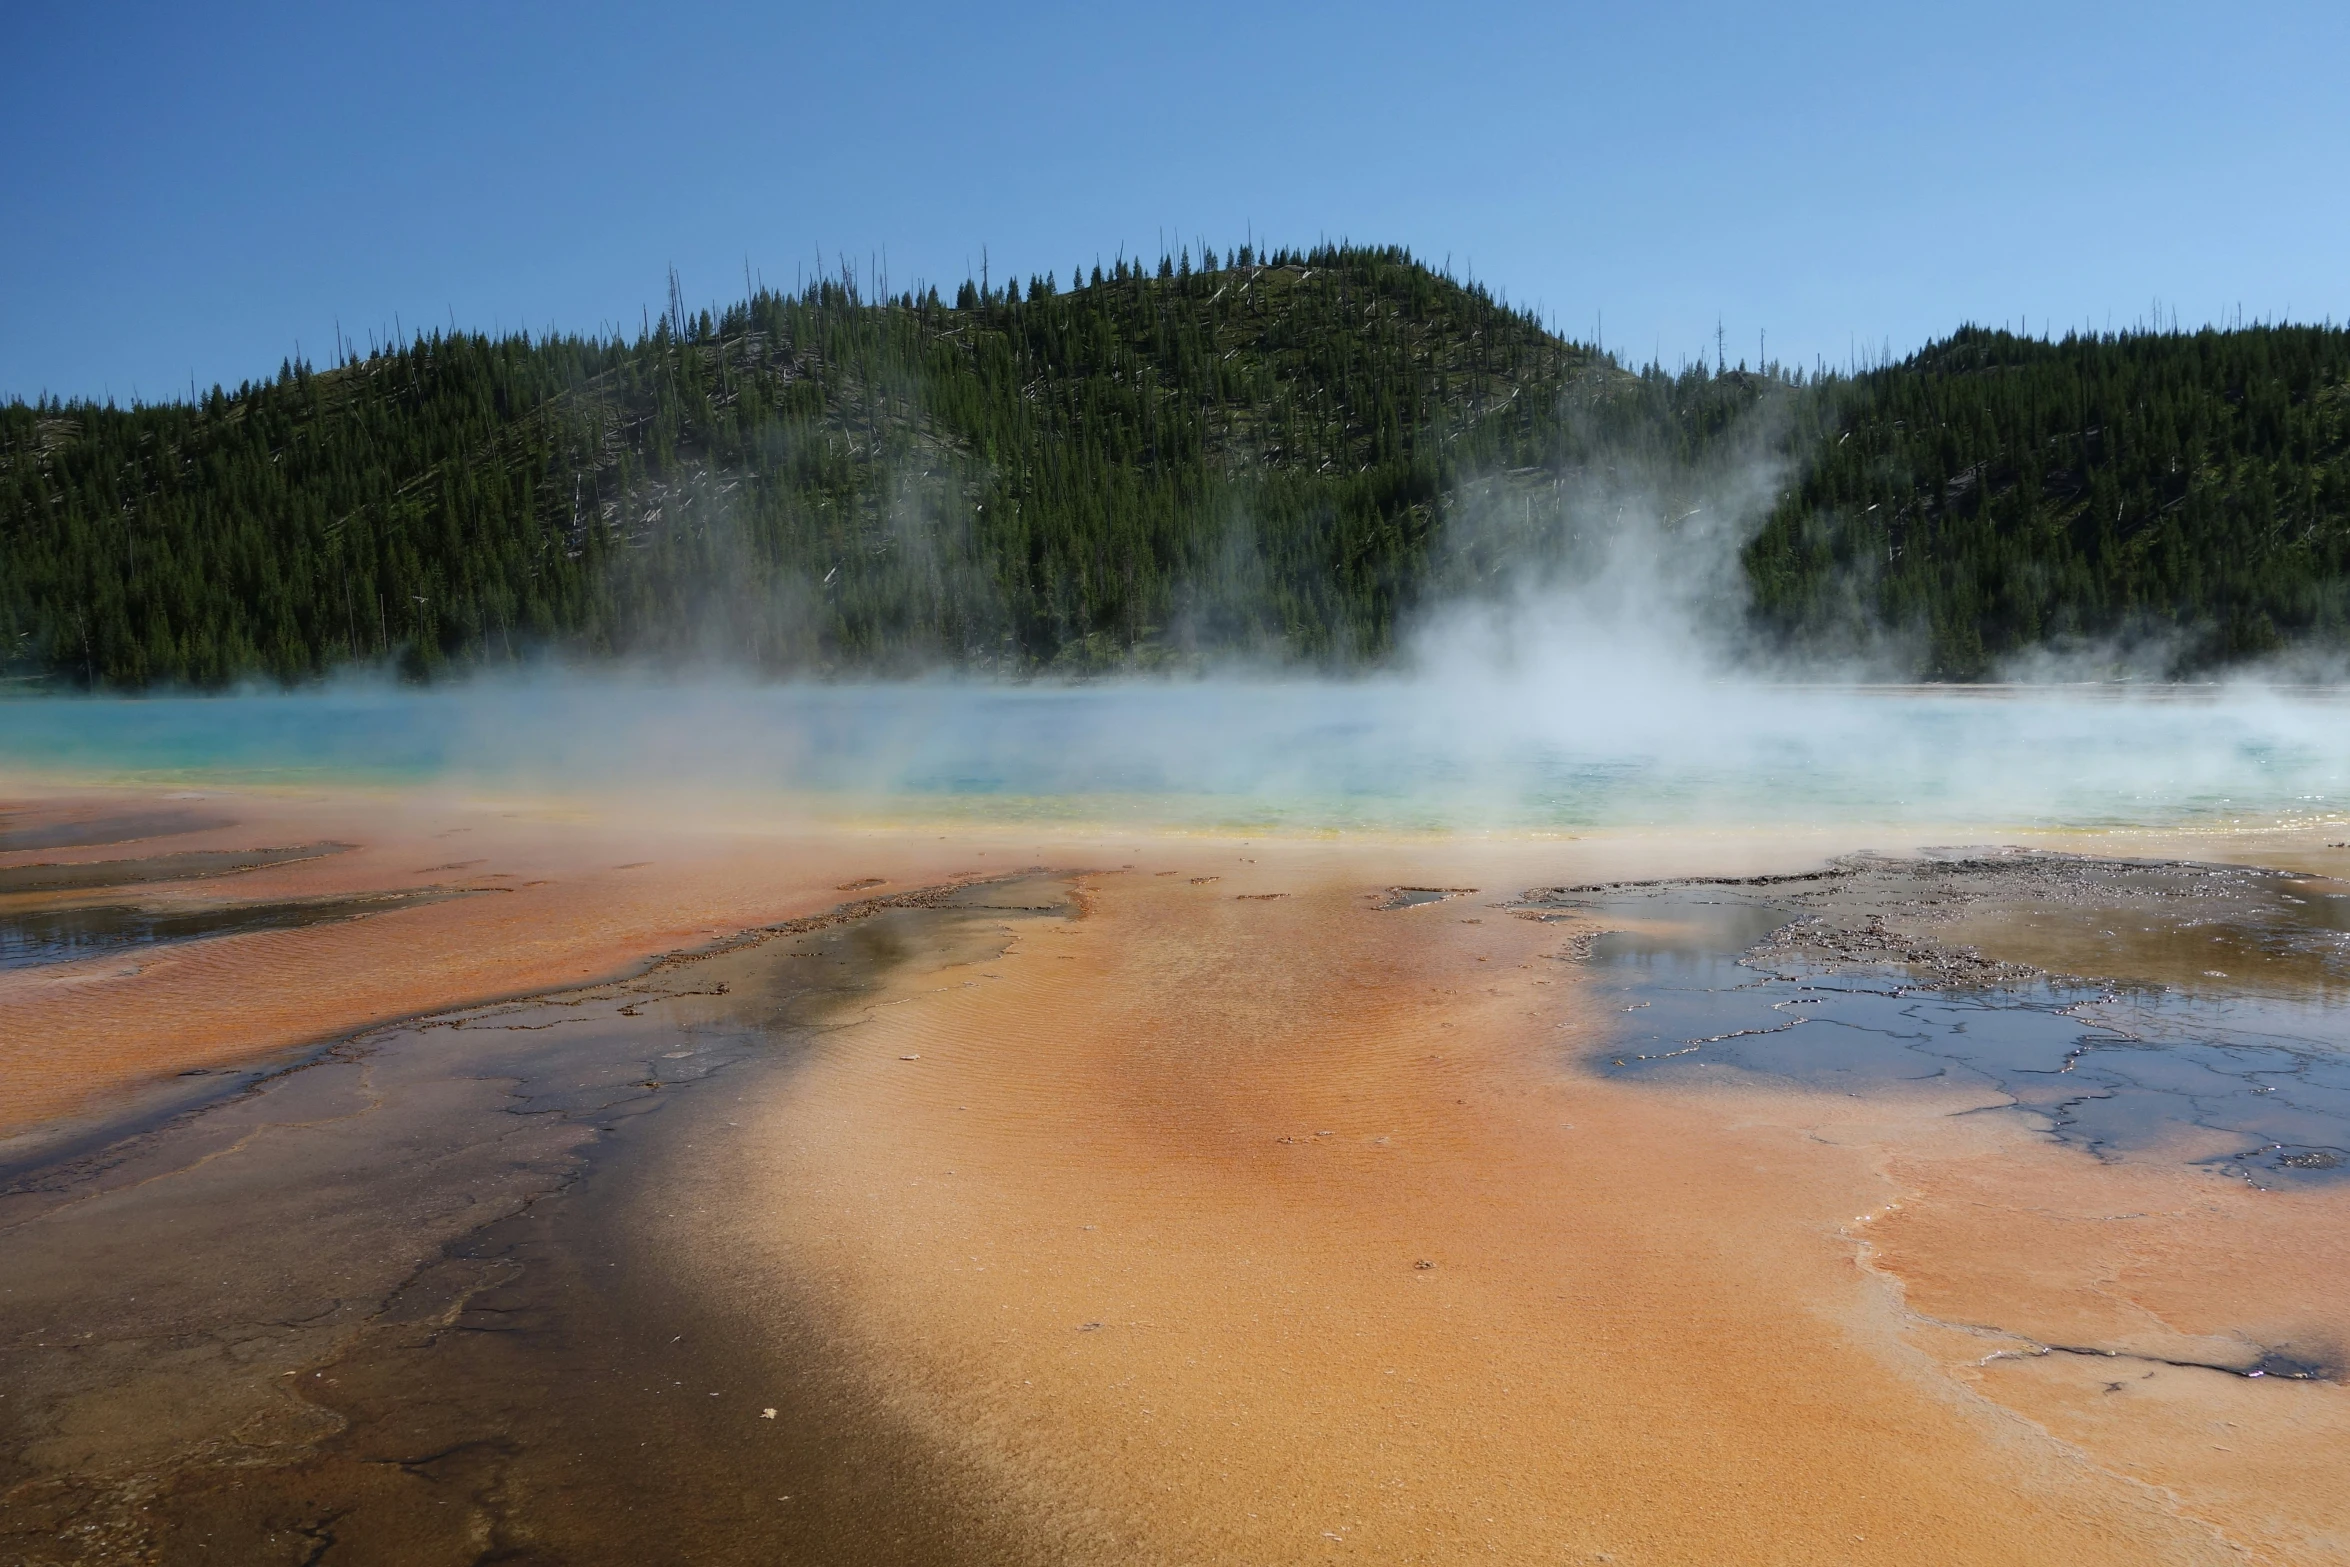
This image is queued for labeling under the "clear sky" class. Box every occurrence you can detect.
[5,0,2344,403]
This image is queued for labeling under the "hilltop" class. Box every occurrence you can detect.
[0,246,1636,684]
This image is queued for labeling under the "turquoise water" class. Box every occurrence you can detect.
[4,677,2348,831]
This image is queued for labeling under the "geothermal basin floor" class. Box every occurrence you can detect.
[1,794,2348,1564]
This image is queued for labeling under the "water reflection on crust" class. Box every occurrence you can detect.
[1540,853,2350,1186]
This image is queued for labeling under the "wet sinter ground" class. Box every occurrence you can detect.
[1553,852,2350,1208]
[1,878,1074,1566]
[0,831,426,973]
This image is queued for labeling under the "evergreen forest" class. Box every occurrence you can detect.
[4,243,2346,687]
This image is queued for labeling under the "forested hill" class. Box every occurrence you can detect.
[0,245,1613,685]
[4,244,2347,687]
[1745,324,2350,675]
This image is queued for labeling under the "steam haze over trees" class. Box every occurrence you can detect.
[4,246,2346,687]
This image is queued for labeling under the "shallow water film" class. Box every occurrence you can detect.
[1555,856,2350,1192]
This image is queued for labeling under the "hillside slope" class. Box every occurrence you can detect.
[1746,325,2350,675]
[2,246,1662,684]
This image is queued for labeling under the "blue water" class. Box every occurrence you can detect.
[3,676,2349,830]
[1569,886,2350,1190]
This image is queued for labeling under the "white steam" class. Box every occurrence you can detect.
[8,667,2350,834]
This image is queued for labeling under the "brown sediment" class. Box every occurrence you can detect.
[1738,846,2350,1000]
[0,843,352,895]
[0,806,236,853]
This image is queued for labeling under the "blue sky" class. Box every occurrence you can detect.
[5,0,2344,402]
